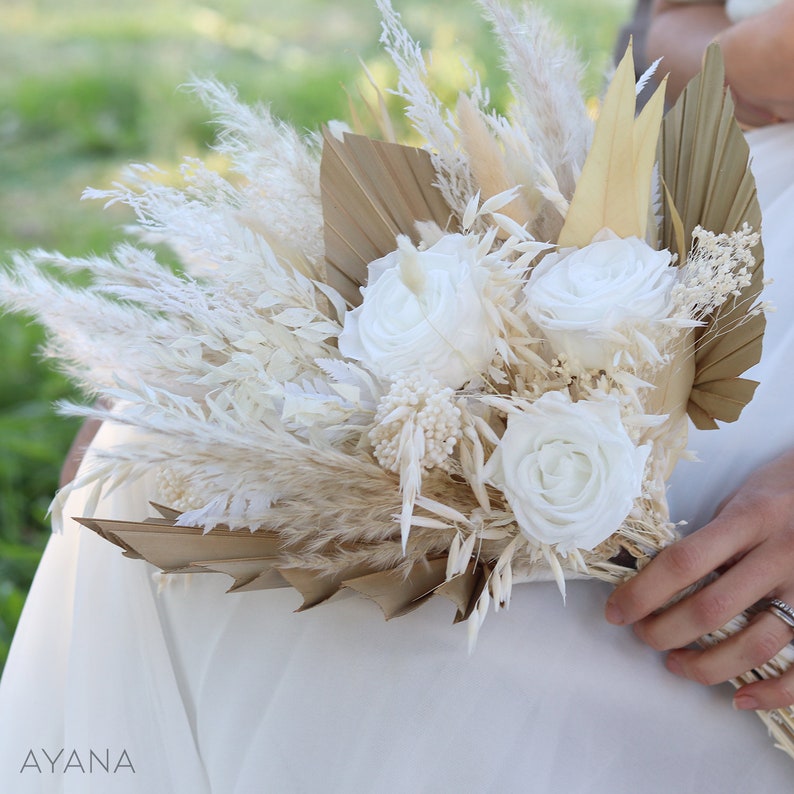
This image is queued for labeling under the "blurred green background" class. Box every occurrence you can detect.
[0,0,633,671]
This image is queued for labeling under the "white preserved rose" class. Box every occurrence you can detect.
[485,391,650,554]
[524,235,676,371]
[338,234,495,388]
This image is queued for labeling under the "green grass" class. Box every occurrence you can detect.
[0,0,633,671]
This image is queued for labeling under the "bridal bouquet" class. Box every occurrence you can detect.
[4,0,790,754]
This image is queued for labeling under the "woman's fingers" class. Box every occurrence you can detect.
[605,452,794,705]
[632,541,786,650]
[663,609,794,689]
[606,451,794,630]
[605,511,756,627]
[734,659,794,712]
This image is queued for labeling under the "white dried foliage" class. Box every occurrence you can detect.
[85,78,324,276]
[0,77,350,533]
[477,0,591,198]
[377,0,592,241]
[636,57,662,97]
[376,0,478,218]
[671,224,759,322]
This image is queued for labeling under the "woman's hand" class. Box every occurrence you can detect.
[605,450,794,710]
[649,0,794,125]
[716,1,794,124]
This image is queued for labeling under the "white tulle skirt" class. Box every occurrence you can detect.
[3,123,794,793]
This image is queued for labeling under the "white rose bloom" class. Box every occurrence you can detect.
[485,391,650,554]
[338,234,495,389]
[524,235,676,371]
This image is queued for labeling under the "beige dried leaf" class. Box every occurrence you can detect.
[342,558,448,619]
[277,561,379,610]
[688,378,759,427]
[557,42,644,247]
[456,94,531,227]
[76,516,283,571]
[657,44,765,429]
[435,562,488,624]
[320,129,454,308]
[194,560,290,593]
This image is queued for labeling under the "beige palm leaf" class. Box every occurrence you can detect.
[658,44,765,430]
[320,129,455,308]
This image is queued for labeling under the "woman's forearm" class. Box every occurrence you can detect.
[647,2,732,99]
[649,0,794,123]
[717,2,794,121]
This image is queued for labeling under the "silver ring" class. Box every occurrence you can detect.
[767,598,794,632]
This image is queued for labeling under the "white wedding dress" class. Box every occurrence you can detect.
[3,91,794,794]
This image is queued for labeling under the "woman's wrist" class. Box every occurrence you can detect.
[715,27,781,126]
[712,4,794,125]
[649,2,794,123]
[730,87,782,128]
[647,2,733,99]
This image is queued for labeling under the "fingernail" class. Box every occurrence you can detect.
[733,693,760,711]
[666,654,684,677]
[605,601,624,625]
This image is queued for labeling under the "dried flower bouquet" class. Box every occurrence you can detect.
[3,0,792,758]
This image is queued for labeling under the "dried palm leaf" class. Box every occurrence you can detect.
[276,562,382,610]
[435,562,489,623]
[657,45,765,429]
[76,516,284,571]
[77,513,478,620]
[343,558,449,619]
[194,560,290,593]
[320,129,455,308]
